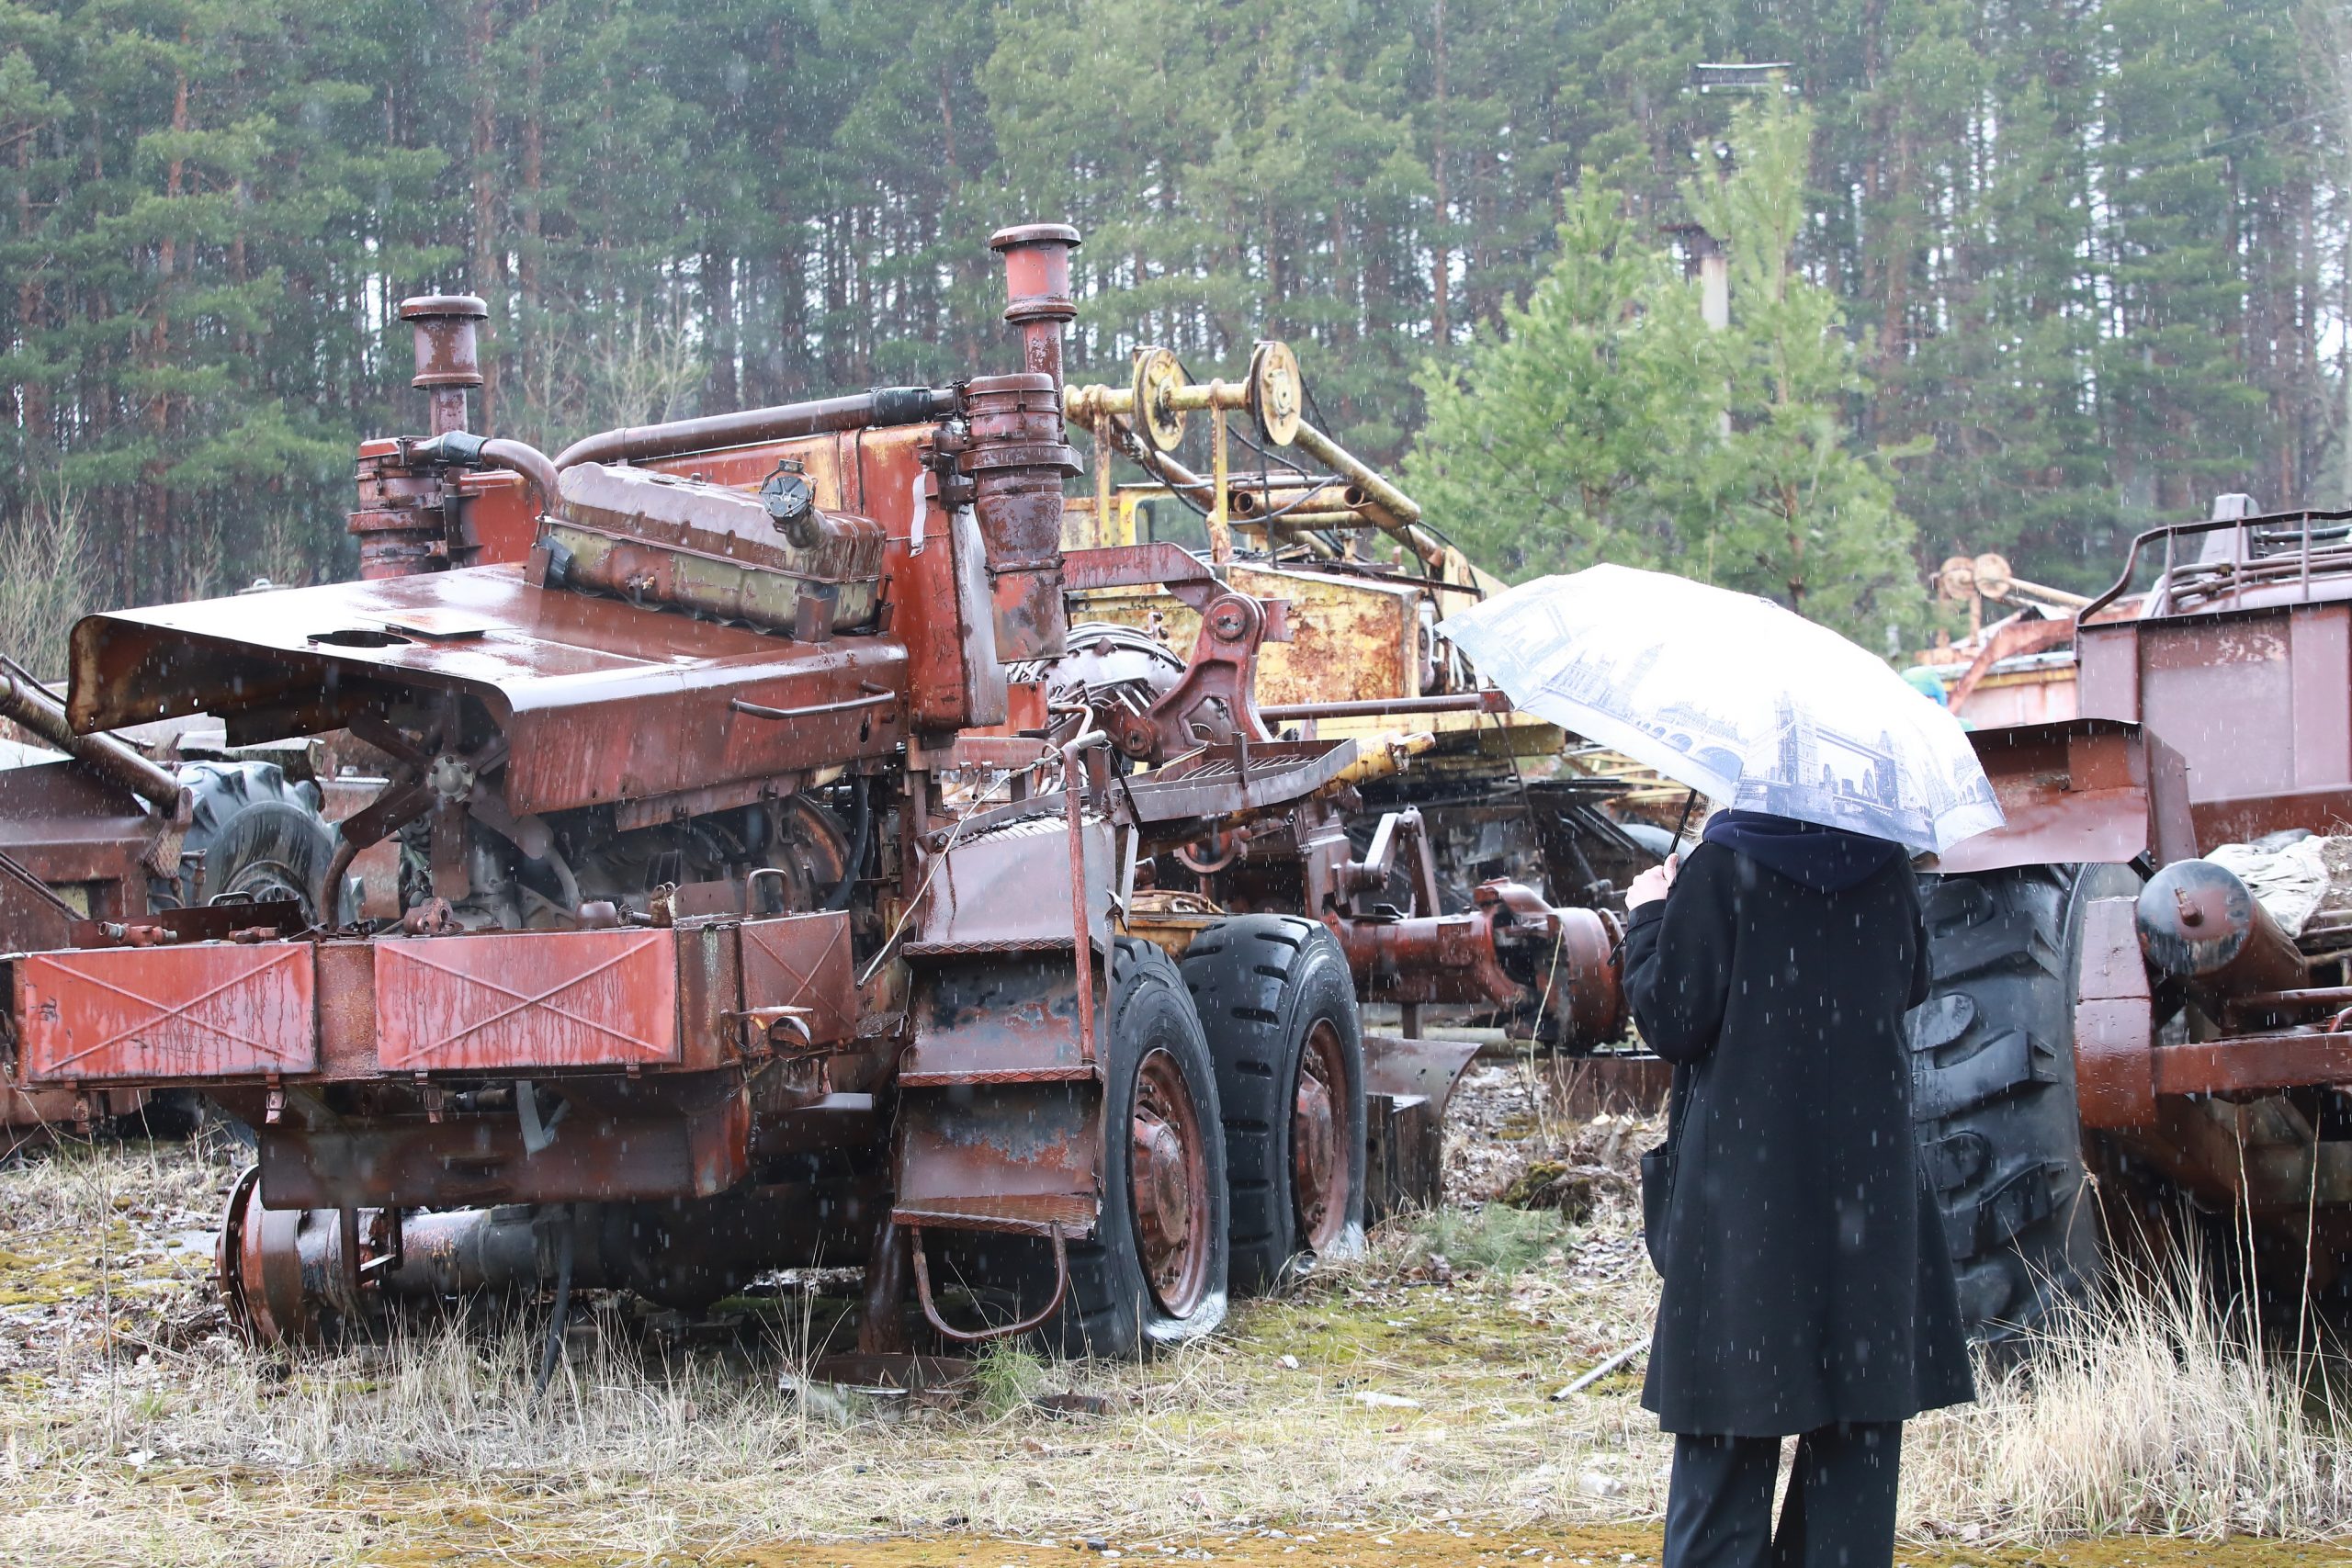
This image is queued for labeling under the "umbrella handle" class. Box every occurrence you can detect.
[1671,788,1700,849]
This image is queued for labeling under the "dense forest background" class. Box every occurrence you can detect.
[0,0,2345,637]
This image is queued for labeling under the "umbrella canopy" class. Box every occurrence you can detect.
[1440,565,2003,854]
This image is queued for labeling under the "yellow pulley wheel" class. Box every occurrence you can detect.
[1131,345,1187,453]
[1249,340,1303,446]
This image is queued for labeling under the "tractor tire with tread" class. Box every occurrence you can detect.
[152,761,341,922]
[1909,861,2140,1349]
[1180,914,1367,1292]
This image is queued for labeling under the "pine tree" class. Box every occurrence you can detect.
[0,0,2335,615]
[1403,183,1716,579]
[1407,104,1926,648]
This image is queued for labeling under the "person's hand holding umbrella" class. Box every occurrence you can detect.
[1624,852,1678,910]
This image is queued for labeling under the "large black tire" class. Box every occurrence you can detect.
[153,761,341,922]
[1910,862,2141,1349]
[950,938,1230,1359]
[1180,914,1367,1292]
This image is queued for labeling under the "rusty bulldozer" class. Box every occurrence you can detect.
[0,223,1629,1365]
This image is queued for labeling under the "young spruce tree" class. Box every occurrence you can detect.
[1408,100,1927,649]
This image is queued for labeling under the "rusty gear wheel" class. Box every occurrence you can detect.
[1130,345,1187,453]
[1247,340,1303,446]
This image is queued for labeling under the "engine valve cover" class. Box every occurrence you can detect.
[549,463,885,634]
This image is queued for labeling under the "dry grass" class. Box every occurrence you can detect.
[1909,1253,2352,1541]
[0,1132,1670,1566]
[7,1100,2352,1563]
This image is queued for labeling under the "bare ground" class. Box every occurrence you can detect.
[0,1064,2346,1565]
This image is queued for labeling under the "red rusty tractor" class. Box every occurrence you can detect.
[0,223,1624,1364]
[1919,497,2352,1346]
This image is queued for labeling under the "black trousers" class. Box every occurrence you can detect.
[1663,1422,1902,1568]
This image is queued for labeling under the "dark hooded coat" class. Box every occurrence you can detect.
[1623,818,1975,1437]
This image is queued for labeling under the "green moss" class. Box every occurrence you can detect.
[1405,1205,1567,1280]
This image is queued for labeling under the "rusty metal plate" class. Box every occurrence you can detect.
[15,943,317,1084]
[1936,719,2193,874]
[376,929,679,1072]
[1363,1091,1443,1223]
[741,912,856,1046]
[257,1088,750,1209]
[2071,897,2156,1132]
[902,954,1091,1085]
[1361,1033,1479,1116]
[67,566,909,818]
[894,1078,1100,1236]
[918,819,1115,953]
[1125,739,1358,820]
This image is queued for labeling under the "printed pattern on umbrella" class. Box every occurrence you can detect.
[1442,566,2004,854]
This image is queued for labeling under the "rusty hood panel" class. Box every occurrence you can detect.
[1933,717,2193,874]
[68,566,907,816]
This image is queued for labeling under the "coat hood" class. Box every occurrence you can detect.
[1700,808,1905,894]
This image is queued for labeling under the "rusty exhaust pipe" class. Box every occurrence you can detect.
[551,387,960,471]
[961,223,1083,662]
[401,294,488,438]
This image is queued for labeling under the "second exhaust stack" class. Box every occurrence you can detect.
[964,223,1083,662]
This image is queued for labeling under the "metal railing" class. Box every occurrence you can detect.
[2080,508,2352,621]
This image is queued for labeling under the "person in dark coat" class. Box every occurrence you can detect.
[1621,808,1974,1568]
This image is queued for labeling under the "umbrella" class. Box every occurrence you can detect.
[1439,565,2003,854]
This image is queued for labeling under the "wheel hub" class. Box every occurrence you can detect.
[1293,1021,1350,1254]
[1129,1046,1213,1316]
[1132,1119,1192,1251]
